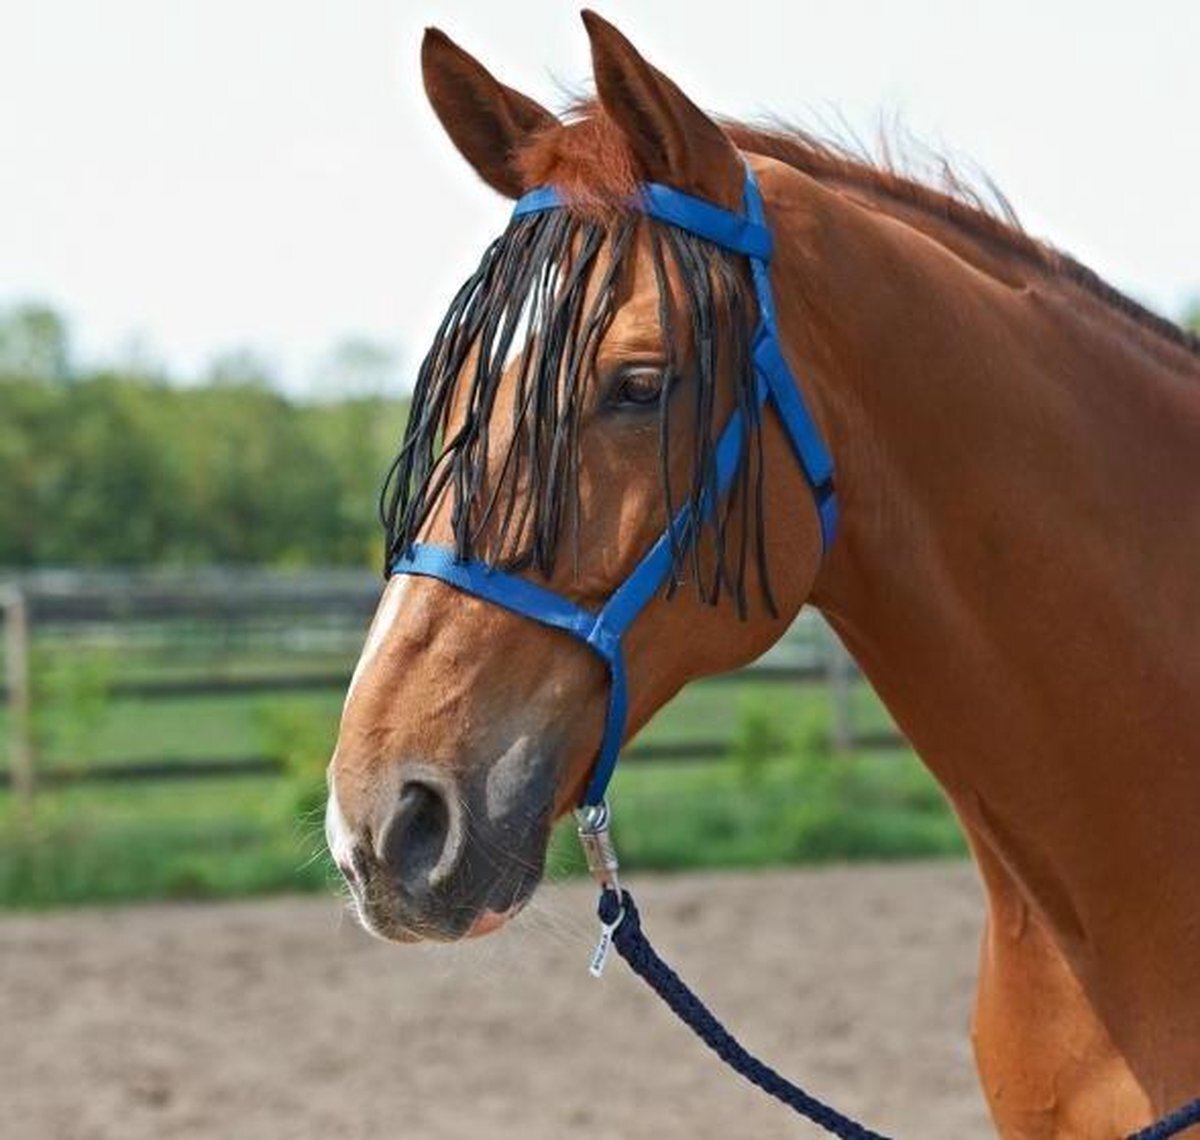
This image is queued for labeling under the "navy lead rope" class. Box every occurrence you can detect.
[580,813,1200,1140]
[1129,1100,1200,1140]
[597,887,890,1140]
[596,886,1200,1140]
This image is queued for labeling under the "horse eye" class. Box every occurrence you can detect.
[610,366,666,409]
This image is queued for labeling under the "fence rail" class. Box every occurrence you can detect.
[0,662,836,705]
[1,570,904,798]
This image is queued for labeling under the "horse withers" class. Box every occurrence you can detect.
[326,13,1200,1137]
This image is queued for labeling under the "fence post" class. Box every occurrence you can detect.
[3,584,35,810]
[824,623,854,754]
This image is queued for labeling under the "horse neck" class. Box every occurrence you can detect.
[771,172,1200,1008]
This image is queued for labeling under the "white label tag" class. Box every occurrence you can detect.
[588,926,614,978]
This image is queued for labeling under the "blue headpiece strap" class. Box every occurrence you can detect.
[392,165,837,806]
[512,182,773,260]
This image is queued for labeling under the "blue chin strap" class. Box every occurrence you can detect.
[390,164,836,808]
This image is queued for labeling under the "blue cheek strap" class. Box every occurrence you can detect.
[391,165,836,807]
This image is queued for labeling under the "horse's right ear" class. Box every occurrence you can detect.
[421,28,559,199]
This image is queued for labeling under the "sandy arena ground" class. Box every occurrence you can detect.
[1,863,994,1139]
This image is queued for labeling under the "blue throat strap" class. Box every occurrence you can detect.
[391,165,837,806]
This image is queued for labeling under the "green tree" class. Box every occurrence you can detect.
[311,337,400,401]
[206,348,276,389]
[0,378,66,562]
[0,303,407,569]
[299,394,405,566]
[0,303,73,384]
[44,374,183,564]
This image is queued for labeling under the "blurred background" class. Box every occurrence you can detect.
[1,3,1196,1137]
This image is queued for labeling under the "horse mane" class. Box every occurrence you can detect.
[517,101,1200,361]
[722,119,1200,360]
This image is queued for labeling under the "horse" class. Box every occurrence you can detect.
[325,12,1200,1137]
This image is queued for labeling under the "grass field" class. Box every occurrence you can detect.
[0,609,961,908]
[0,663,964,908]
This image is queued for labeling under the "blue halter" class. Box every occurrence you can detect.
[391,165,836,807]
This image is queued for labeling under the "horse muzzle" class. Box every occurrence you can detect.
[326,758,551,942]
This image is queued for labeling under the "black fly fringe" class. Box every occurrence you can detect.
[380,206,775,618]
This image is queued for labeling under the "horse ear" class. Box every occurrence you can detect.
[421,28,559,199]
[581,10,742,208]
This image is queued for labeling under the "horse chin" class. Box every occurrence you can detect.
[351,886,533,945]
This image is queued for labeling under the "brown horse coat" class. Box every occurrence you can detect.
[329,14,1200,1136]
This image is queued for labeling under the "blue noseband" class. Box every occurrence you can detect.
[391,165,837,806]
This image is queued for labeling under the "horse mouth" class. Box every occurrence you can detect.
[465,899,528,938]
[342,843,544,945]
[349,886,534,945]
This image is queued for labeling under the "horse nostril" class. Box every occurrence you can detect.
[377,778,462,895]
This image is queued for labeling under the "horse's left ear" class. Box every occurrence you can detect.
[422,27,559,199]
[581,10,742,209]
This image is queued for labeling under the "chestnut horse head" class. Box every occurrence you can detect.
[325,13,825,942]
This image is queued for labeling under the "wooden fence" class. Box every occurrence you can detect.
[1,569,904,807]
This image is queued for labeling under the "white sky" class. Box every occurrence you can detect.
[2,1,1197,393]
